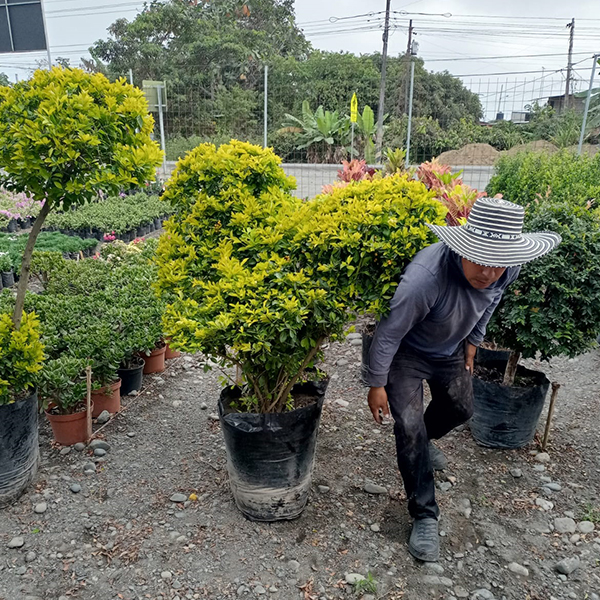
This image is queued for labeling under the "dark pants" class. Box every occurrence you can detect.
[385,343,474,519]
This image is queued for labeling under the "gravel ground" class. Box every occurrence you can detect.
[1,334,600,600]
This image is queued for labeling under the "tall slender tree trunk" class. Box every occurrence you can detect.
[12,200,52,329]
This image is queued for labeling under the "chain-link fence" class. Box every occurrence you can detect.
[146,61,597,198]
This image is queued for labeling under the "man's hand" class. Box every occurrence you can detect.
[465,342,477,374]
[368,386,390,424]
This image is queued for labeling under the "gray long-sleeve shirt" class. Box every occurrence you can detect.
[366,243,520,387]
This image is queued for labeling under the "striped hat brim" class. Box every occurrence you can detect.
[426,223,562,268]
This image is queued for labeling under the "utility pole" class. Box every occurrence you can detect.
[564,18,575,111]
[375,0,392,162]
[403,19,414,114]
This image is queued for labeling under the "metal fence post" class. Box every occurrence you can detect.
[578,54,599,155]
[405,59,415,170]
[157,85,167,176]
[264,65,269,148]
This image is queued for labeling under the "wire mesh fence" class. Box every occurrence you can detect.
[146,60,598,198]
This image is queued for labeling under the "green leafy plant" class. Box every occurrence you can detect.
[38,357,90,415]
[383,147,407,175]
[487,201,600,384]
[156,142,445,411]
[0,311,45,405]
[0,251,11,272]
[0,66,163,329]
[353,572,378,596]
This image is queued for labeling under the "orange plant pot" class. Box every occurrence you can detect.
[91,379,122,418]
[165,342,181,360]
[143,345,166,374]
[46,405,91,446]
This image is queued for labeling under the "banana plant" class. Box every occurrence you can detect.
[351,105,386,163]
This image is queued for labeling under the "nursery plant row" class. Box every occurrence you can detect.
[42,193,173,240]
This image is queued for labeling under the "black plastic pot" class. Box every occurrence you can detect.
[471,358,550,449]
[0,277,3,292]
[1,271,14,288]
[361,332,374,386]
[7,219,17,233]
[154,218,162,229]
[136,227,144,238]
[219,379,328,522]
[118,357,145,396]
[0,391,39,508]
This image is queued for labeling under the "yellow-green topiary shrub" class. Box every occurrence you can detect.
[156,142,446,412]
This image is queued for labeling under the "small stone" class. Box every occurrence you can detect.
[89,439,109,451]
[350,338,362,347]
[170,493,187,503]
[334,399,349,408]
[554,557,580,575]
[347,332,362,340]
[8,537,24,549]
[421,575,453,587]
[438,482,452,492]
[172,400,182,408]
[454,586,469,598]
[16,566,27,575]
[535,497,553,511]
[458,498,472,518]
[541,475,552,483]
[485,540,495,548]
[564,510,575,518]
[510,468,523,478]
[128,390,138,396]
[287,560,300,572]
[34,502,47,514]
[554,517,577,534]
[60,447,71,456]
[25,551,36,563]
[544,482,562,491]
[74,443,86,452]
[254,585,266,595]
[269,587,278,593]
[209,414,219,421]
[171,580,182,589]
[93,448,106,457]
[83,462,96,473]
[370,523,380,532]
[318,485,330,493]
[337,358,349,367]
[534,464,546,472]
[570,534,581,543]
[127,432,136,438]
[96,410,110,424]
[70,483,81,494]
[161,571,172,580]
[534,452,550,463]
[508,562,529,577]
[578,521,595,534]
[364,482,388,495]
[200,403,208,410]
[425,563,445,574]
[344,573,365,584]
[472,590,494,600]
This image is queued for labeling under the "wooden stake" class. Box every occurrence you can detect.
[85,366,92,442]
[541,382,561,452]
[503,350,521,386]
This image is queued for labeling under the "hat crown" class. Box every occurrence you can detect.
[465,197,524,241]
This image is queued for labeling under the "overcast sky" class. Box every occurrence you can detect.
[2,0,599,119]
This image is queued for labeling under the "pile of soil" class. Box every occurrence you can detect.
[505,140,559,156]
[436,143,500,166]
[567,143,599,156]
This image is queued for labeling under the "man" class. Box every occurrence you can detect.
[366,197,561,562]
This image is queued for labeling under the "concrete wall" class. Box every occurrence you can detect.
[160,162,496,200]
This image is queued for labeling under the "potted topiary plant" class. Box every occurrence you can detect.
[0,66,161,500]
[471,201,600,448]
[0,251,14,287]
[40,357,91,446]
[155,141,446,521]
[0,311,44,507]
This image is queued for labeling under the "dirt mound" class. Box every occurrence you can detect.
[567,143,599,157]
[505,140,559,156]
[436,143,499,166]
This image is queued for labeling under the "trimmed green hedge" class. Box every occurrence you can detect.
[486,150,600,206]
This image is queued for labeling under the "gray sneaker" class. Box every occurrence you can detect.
[429,442,448,471]
[408,517,439,562]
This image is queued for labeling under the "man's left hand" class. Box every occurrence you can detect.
[465,342,477,374]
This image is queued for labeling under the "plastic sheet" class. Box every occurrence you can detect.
[471,359,550,449]
[219,381,328,522]
[0,392,39,508]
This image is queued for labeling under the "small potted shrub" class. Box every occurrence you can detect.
[472,201,600,448]
[156,141,446,521]
[41,357,91,446]
[0,311,44,506]
[0,252,14,287]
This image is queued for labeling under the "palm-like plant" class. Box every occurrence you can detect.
[280,100,348,163]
